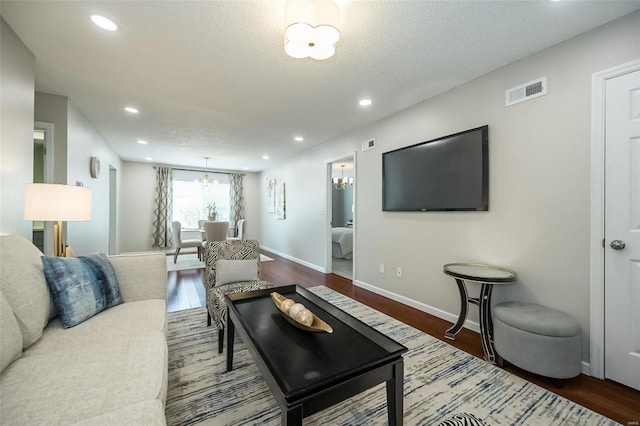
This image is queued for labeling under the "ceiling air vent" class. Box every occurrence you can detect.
[505,77,547,107]
[361,138,376,151]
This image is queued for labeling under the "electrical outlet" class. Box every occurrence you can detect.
[396,267,402,278]
[379,263,385,273]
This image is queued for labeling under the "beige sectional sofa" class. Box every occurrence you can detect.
[0,235,168,425]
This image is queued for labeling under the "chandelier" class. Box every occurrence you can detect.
[333,165,353,190]
[199,157,217,189]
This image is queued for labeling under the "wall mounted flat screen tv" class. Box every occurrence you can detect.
[382,125,488,212]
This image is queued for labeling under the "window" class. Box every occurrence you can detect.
[172,170,230,229]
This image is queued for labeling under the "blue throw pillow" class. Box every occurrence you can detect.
[41,253,123,328]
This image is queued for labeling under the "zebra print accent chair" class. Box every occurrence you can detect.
[437,413,487,426]
[204,239,274,353]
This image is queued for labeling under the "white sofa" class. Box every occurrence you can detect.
[0,235,168,425]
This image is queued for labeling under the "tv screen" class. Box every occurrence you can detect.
[382,125,488,211]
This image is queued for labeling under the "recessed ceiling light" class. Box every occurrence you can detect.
[137,140,148,145]
[294,136,304,142]
[90,15,119,32]
[124,106,139,114]
[262,155,270,160]
[144,157,152,161]
[359,99,372,107]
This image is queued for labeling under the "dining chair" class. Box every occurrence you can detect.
[201,221,229,258]
[171,220,202,263]
[198,219,207,243]
[228,219,247,241]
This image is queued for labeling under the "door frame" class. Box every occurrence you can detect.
[325,151,357,278]
[34,122,55,183]
[589,58,640,379]
[108,165,118,255]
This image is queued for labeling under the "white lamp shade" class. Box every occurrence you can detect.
[24,183,92,221]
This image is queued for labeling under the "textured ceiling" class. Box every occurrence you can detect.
[2,1,639,172]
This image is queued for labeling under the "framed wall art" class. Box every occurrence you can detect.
[267,178,276,213]
[276,182,286,220]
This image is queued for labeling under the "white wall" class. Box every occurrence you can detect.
[261,154,333,271]
[119,160,262,253]
[33,93,121,255]
[66,101,122,255]
[119,161,156,253]
[34,92,68,185]
[260,11,640,363]
[0,18,35,238]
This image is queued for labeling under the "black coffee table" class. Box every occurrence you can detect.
[225,285,408,426]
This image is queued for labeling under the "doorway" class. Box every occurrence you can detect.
[326,154,355,280]
[32,122,54,255]
[590,59,640,390]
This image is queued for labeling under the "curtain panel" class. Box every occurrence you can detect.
[151,166,173,248]
[229,173,244,237]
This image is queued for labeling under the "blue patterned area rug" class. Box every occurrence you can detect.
[165,286,617,426]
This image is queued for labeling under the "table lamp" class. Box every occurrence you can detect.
[24,183,92,257]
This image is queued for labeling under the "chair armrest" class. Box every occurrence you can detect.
[108,253,167,302]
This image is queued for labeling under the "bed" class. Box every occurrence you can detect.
[332,227,353,259]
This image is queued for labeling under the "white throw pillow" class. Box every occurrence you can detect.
[216,259,258,285]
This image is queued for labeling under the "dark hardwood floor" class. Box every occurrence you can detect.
[167,251,640,425]
[167,267,205,312]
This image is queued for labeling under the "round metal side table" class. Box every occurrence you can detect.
[443,263,517,363]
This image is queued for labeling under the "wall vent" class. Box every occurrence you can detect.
[505,77,547,107]
[361,138,376,151]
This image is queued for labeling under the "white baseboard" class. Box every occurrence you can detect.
[260,245,326,273]
[251,249,594,375]
[355,280,593,375]
[253,254,595,374]
[354,280,480,334]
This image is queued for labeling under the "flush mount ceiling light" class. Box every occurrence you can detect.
[294,136,304,142]
[90,15,119,32]
[284,0,340,60]
[137,140,148,145]
[359,99,372,107]
[124,106,139,114]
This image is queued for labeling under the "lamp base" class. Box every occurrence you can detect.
[53,221,70,257]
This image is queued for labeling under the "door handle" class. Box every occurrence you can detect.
[610,240,626,250]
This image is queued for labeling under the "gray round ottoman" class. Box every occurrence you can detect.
[493,302,582,379]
